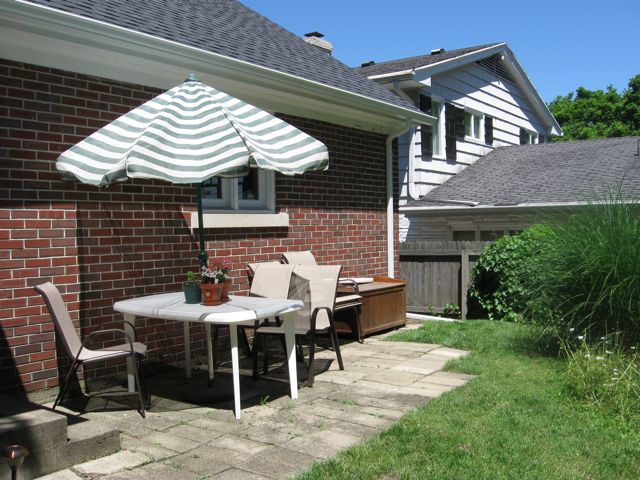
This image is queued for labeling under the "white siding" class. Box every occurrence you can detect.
[404,212,537,243]
[398,61,550,242]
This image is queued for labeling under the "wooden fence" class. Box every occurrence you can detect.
[399,241,491,320]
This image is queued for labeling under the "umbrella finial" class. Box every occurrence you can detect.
[185,73,199,83]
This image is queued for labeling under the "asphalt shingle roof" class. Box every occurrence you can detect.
[407,137,640,208]
[25,0,417,112]
[356,43,502,77]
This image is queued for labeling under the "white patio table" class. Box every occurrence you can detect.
[113,292,303,419]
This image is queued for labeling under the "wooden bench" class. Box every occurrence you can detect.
[335,276,407,341]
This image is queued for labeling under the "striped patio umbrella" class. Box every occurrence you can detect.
[56,74,329,267]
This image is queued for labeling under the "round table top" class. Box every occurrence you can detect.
[113,292,303,324]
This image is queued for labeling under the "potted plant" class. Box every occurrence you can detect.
[200,262,230,306]
[183,270,202,304]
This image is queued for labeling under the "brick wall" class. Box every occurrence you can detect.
[0,59,398,395]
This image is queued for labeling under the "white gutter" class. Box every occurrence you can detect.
[401,200,602,216]
[2,0,435,132]
[368,69,416,81]
[386,121,413,277]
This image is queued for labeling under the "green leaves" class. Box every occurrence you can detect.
[548,74,640,141]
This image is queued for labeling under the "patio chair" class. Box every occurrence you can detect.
[282,251,364,342]
[252,265,344,387]
[211,262,292,367]
[34,282,148,418]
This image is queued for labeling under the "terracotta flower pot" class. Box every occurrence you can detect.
[221,281,231,301]
[200,283,224,306]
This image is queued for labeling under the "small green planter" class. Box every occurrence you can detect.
[183,283,202,304]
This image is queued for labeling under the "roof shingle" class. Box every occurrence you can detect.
[356,43,502,77]
[25,0,417,112]
[407,137,640,208]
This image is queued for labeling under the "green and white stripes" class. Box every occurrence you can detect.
[56,79,329,186]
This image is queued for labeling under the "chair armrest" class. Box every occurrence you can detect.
[338,278,359,294]
[122,320,137,341]
[81,328,136,355]
[310,306,333,331]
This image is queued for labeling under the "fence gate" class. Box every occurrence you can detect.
[400,241,490,320]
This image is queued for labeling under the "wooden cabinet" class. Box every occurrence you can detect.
[334,276,407,341]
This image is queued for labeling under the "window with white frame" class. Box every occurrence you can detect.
[202,169,275,211]
[519,128,537,145]
[464,110,483,141]
[419,95,445,158]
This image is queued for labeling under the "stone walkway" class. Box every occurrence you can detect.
[38,326,472,480]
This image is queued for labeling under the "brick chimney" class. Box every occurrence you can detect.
[304,31,333,55]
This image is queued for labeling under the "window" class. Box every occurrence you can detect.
[419,95,444,158]
[464,110,483,141]
[445,103,464,162]
[519,128,537,145]
[202,169,275,211]
[452,230,476,241]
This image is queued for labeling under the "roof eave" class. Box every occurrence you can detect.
[401,201,599,216]
[1,0,435,132]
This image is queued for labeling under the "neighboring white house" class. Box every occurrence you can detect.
[357,43,563,241]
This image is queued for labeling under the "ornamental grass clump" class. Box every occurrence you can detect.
[562,330,640,422]
[524,192,640,340]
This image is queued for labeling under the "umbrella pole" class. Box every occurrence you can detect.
[197,183,208,270]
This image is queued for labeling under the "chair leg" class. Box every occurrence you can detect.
[307,331,316,387]
[53,360,80,410]
[252,333,262,381]
[131,354,145,418]
[239,326,252,358]
[354,306,364,344]
[329,320,344,371]
[262,335,270,375]
[212,325,219,368]
[296,338,304,362]
[137,356,151,409]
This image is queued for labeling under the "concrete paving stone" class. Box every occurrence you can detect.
[397,384,454,398]
[426,347,469,359]
[382,392,432,408]
[363,370,424,386]
[313,370,364,385]
[167,423,226,443]
[324,391,411,413]
[389,364,439,376]
[35,469,84,480]
[190,416,247,435]
[236,448,312,479]
[75,450,150,476]
[140,430,202,453]
[306,401,392,429]
[162,445,234,476]
[237,423,296,445]
[281,434,344,459]
[120,434,180,461]
[350,357,403,370]
[351,379,402,395]
[210,468,272,480]
[103,461,202,480]
[423,371,475,386]
[380,341,441,352]
[339,382,392,399]
[359,405,405,420]
[209,434,272,455]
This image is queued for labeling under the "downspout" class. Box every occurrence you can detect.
[390,81,421,202]
[386,121,413,278]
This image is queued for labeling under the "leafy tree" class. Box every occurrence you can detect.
[548,75,640,141]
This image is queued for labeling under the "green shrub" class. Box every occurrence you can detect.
[524,192,640,339]
[469,228,541,321]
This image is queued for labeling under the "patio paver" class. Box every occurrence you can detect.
[36,325,473,479]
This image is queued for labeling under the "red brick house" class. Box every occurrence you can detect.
[0,0,434,396]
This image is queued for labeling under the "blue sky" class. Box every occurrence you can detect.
[242,0,639,103]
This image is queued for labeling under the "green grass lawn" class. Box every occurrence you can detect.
[297,321,640,480]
